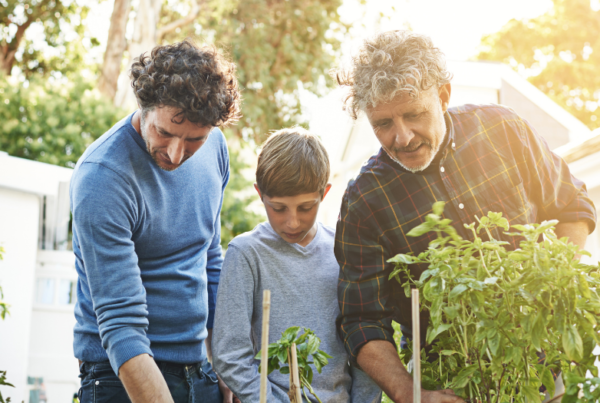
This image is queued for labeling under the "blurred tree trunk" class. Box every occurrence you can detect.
[113,0,201,108]
[98,0,132,100]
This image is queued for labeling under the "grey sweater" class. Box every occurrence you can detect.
[212,222,381,403]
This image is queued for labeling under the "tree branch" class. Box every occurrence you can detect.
[156,0,203,42]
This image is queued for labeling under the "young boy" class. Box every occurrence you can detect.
[212,128,382,402]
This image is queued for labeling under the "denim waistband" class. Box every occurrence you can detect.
[79,358,210,378]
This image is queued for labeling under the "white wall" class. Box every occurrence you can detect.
[0,187,40,403]
[28,250,79,403]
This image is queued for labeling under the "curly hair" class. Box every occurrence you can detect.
[333,30,453,119]
[130,40,241,127]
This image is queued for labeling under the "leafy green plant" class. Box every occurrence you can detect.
[389,202,600,402]
[256,326,333,403]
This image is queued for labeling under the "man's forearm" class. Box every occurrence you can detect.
[555,220,589,251]
[357,339,464,403]
[205,328,214,362]
[357,340,413,402]
[119,354,174,403]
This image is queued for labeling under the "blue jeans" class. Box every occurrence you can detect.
[78,359,222,403]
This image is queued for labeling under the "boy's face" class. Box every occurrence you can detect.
[255,184,332,247]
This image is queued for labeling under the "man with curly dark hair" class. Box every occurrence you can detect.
[70,41,241,403]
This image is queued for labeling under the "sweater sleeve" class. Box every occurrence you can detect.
[71,162,152,375]
[205,135,230,329]
[212,245,284,402]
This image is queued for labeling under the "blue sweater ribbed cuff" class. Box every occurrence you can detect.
[104,327,153,375]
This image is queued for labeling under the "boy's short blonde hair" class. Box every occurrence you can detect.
[256,127,330,198]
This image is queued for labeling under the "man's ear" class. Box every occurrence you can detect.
[254,183,263,200]
[321,183,332,201]
[439,83,451,112]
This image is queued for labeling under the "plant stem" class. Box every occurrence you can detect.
[476,349,492,403]
[494,366,507,403]
[301,375,323,403]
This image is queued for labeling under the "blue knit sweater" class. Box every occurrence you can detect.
[70,113,229,374]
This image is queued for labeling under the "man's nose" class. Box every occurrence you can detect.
[167,139,185,165]
[392,118,414,148]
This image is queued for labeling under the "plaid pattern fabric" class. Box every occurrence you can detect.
[335,104,597,361]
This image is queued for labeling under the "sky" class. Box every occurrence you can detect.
[337,0,553,62]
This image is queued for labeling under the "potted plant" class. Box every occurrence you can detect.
[388,202,600,402]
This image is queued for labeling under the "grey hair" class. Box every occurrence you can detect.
[333,30,453,119]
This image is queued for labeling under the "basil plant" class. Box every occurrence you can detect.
[389,202,600,403]
[256,326,332,403]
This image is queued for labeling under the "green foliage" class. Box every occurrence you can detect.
[164,0,345,143]
[389,202,600,402]
[476,0,600,130]
[256,326,333,403]
[0,370,14,403]
[1,0,97,77]
[219,133,263,248]
[0,76,125,168]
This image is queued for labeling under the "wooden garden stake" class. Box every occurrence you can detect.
[259,290,271,403]
[289,342,303,403]
[412,288,421,403]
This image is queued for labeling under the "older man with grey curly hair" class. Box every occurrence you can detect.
[333,30,596,402]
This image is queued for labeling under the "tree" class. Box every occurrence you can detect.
[0,76,124,167]
[181,0,345,143]
[0,0,92,77]
[476,0,600,130]
[97,0,132,100]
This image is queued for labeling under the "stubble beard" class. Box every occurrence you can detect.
[386,106,447,173]
[140,112,180,172]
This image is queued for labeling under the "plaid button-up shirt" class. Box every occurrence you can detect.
[335,104,597,361]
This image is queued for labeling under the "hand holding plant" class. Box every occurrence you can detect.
[389,202,600,403]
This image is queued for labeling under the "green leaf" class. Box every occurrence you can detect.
[483,276,499,285]
[540,367,556,398]
[277,348,288,364]
[448,284,468,299]
[282,326,300,342]
[531,311,546,351]
[450,365,478,389]
[555,298,566,334]
[563,324,584,362]
[407,222,434,237]
[432,201,445,216]
[426,323,452,344]
[508,251,530,261]
[520,385,542,402]
[387,254,415,265]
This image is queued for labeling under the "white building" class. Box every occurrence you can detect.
[0,153,78,403]
[310,61,600,262]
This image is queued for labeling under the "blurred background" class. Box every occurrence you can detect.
[1,0,599,401]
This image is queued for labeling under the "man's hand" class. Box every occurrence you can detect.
[422,389,464,403]
[357,340,464,403]
[217,374,240,403]
[118,354,174,403]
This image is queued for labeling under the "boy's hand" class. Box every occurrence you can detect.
[218,375,240,403]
